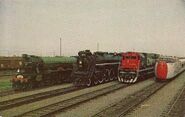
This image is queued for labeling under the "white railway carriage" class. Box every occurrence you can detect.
[155,56,185,80]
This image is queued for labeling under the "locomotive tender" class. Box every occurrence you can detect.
[72,50,122,87]
[118,52,159,83]
[11,54,76,90]
[155,56,185,80]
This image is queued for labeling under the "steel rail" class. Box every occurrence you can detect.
[93,82,168,117]
[164,83,185,117]
[17,83,129,117]
[0,86,80,111]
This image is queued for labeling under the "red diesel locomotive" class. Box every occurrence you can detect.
[118,52,159,83]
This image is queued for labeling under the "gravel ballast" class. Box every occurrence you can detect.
[1,81,118,117]
[125,72,185,117]
[55,79,154,117]
[0,83,73,102]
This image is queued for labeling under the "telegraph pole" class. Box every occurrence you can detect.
[97,42,99,51]
[60,37,62,56]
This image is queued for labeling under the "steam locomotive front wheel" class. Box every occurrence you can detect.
[94,79,98,85]
[28,83,33,89]
[12,83,19,90]
[103,69,109,82]
[109,69,115,81]
[93,73,99,85]
[73,78,80,86]
[86,78,92,87]
[98,72,105,84]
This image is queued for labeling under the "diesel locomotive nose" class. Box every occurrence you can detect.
[156,61,168,80]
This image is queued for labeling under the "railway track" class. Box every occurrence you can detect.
[0,86,80,111]
[93,82,168,117]
[16,83,129,117]
[163,83,185,117]
[0,89,16,97]
[0,83,72,97]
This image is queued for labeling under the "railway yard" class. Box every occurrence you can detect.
[1,0,185,116]
[0,72,185,117]
[0,51,185,117]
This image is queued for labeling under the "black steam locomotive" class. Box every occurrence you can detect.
[72,50,122,87]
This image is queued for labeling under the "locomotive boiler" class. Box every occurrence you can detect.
[118,52,159,83]
[11,54,76,90]
[72,50,122,87]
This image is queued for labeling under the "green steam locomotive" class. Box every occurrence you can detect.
[11,54,76,90]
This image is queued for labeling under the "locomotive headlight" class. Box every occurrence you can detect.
[79,61,82,64]
[17,75,24,79]
[17,69,20,73]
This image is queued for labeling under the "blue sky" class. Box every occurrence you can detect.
[0,0,185,56]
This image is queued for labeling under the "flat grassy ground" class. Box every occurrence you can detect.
[0,75,12,90]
